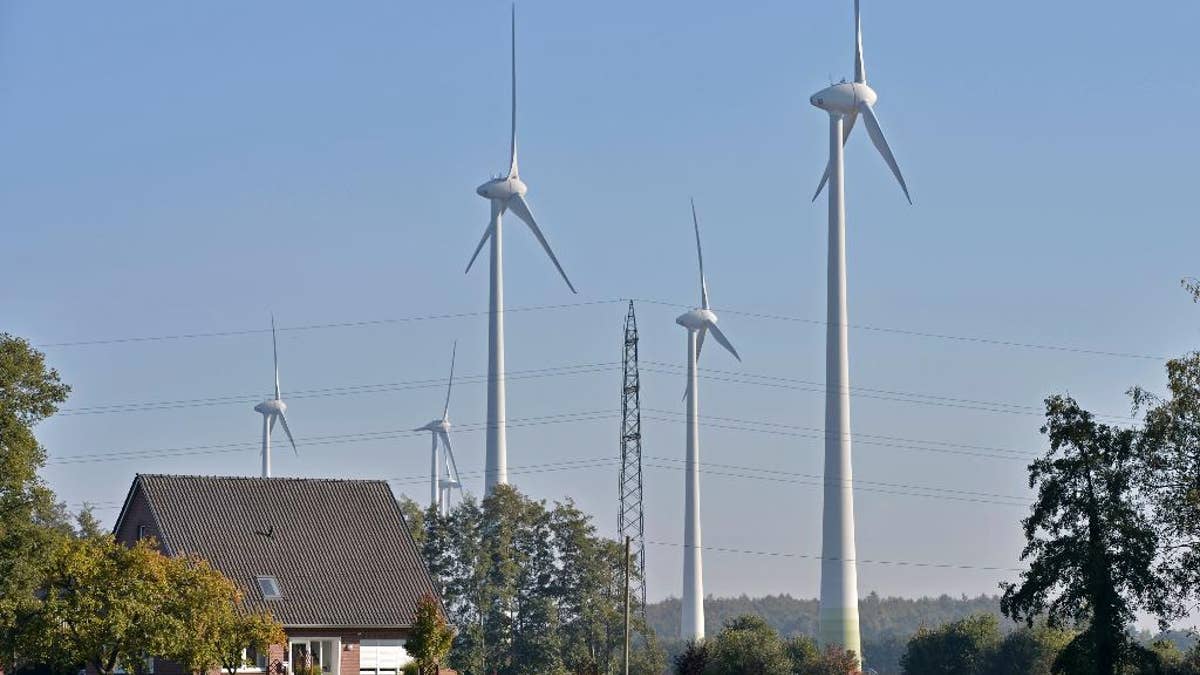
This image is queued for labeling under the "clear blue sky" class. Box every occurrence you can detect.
[4,0,1198,628]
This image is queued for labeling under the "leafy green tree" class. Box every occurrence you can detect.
[900,614,1002,674]
[0,334,71,666]
[31,536,175,675]
[983,624,1073,675]
[215,607,286,675]
[704,614,791,675]
[406,594,454,675]
[397,496,426,550]
[163,556,250,675]
[672,640,708,675]
[1001,396,1170,675]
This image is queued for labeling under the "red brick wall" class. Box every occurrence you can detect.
[113,483,164,550]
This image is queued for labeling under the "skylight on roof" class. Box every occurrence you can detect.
[257,575,282,600]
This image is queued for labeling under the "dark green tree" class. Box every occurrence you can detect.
[900,614,1002,675]
[0,334,71,667]
[672,639,708,675]
[1001,396,1169,675]
[1136,352,1200,617]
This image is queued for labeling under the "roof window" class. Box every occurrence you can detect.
[256,575,282,600]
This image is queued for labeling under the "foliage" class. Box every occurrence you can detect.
[672,640,708,675]
[704,614,792,675]
[982,624,1073,675]
[406,594,454,675]
[900,614,1002,674]
[416,485,643,675]
[1182,277,1200,303]
[164,556,247,674]
[1136,352,1200,615]
[1001,395,1169,675]
[28,536,175,675]
[214,603,286,675]
[0,334,71,666]
[648,592,1005,673]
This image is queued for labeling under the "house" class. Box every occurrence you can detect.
[113,474,443,675]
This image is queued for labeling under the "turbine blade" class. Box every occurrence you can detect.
[271,314,281,400]
[464,222,494,274]
[810,111,857,202]
[507,194,577,293]
[443,340,457,420]
[854,0,866,84]
[508,3,518,178]
[859,102,911,204]
[706,322,741,362]
[690,198,709,309]
[696,325,707,361]
[269,415,277,433]
[277,411,298,455]
[442,432,463,486]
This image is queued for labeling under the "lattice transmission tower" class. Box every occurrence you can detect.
[618,300,648,615]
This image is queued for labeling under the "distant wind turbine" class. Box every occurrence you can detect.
[254,316,297,478]
[466,4,575,496]
[415,342,459,511]
[676,200,740,642]
[808,0,911,664]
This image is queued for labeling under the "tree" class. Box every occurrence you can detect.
[705,614,792,675]
[215,608,286,675]
[1136,352,1200,617]
[163,556,247,675]
[672,640,708,675]
[0,334,71,666]
[1182,277,1200,303]
[406,594,454,675]
[1001,396,1170,675]
[31,536,176,675]
[982,625,1073,675]
[900,614,1001,675]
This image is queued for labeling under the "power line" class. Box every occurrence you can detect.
[36,296,1165,362]
[643,540,1024,573]
[37,300,625,348]
[58,362,618,416]
[631,298,1167,361]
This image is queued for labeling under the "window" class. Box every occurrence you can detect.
[256,575,282,600]
[360,640,411,675]
[243,647,268,671]
[290,638,338,675]
[137,524,148,540]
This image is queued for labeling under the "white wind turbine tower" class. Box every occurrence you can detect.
[466,4,575,496]
[676,200,740,642]
[809,0,910,663]
[438,451,463,517]
[254,317,297,478]
[415,342,462,511]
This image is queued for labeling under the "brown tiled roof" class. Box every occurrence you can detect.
[124,474,436,628]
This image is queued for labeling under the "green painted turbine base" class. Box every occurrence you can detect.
[819,606,862,668]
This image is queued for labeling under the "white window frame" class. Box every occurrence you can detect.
[287,636,341,675]
[239,646,269,672]
[359,639,412,675]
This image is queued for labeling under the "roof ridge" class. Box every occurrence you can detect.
[138,473,388,484]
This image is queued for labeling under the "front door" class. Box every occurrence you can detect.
[289,638,339,675]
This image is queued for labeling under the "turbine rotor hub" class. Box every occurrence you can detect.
[676,308,717,330]
[810,82,876,115]
[255,399,286,414]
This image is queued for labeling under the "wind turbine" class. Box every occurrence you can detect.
[438,450,464,517]
[808,0,910,663]
[675,200,740,642]
[415,342,459,511]
[466,4,575,496]
[254,316,297,478]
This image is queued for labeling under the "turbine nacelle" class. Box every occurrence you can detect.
[810,82,876,116]
[254,399,287,415]
[415,418,451,434]
[476,175,527,201]
[675,308,718,331]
